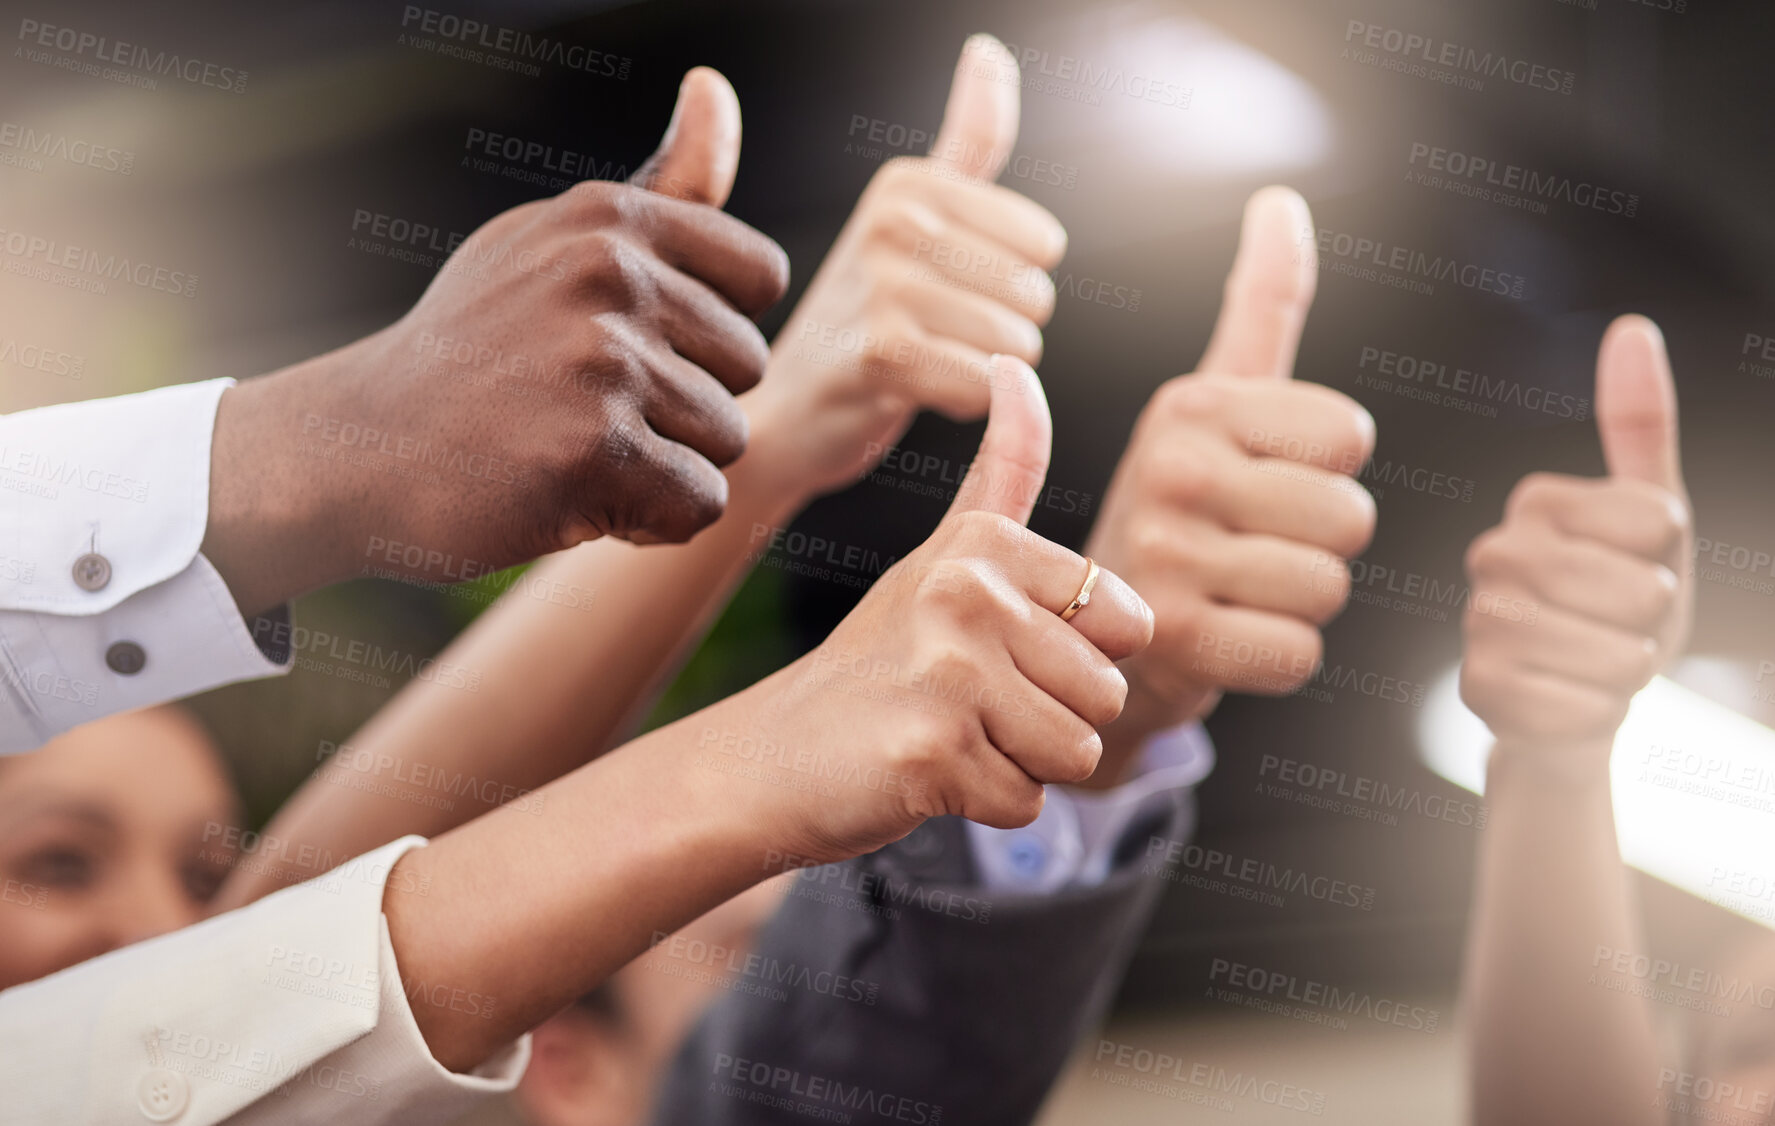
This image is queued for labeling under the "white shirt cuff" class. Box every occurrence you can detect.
[0,835,528,1125]
[966,723,1215,893]
[0,378,291,753]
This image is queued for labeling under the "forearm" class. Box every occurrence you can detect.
[381,682,783,1074]
[1464,740,1663,1126]
[215,402,813,911]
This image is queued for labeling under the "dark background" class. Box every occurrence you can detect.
[6,0,1775,1018]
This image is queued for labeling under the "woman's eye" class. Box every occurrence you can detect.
[19,847,95,890]
[181,862,226,904]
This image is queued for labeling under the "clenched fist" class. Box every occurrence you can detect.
[1460,316,1691,759]
[745,33,1068,496]
[1084,188,1376,779]
[206,69,791,614]
[728,357,1152,864]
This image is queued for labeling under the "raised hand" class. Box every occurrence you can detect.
[1083,188,1376,777]
[1460,316,1692,756]
[745,33,1068,495]
[205,68,791,614]
[733,356,1152,864]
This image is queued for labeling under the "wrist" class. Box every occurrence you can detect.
[202,336,386,615]
[1484,735,1617,797]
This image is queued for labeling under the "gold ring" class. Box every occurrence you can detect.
[1060,557,1100,623]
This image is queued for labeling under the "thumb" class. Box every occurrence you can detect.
[945,356,1052,527]
[1196,186,1318,380]
[1596,314,1684,491]
[629,66,741,206]
[929,33,1020,181]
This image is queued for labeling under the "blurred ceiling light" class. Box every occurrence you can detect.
[1088,12,1334,178]
[1419,662,1775,929]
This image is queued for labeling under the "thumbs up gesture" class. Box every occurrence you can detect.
[1080,188,1377,777]
[1460,316,1692,752]
[742,34,1069,497]
[209,68,797,614]
[734,358,1151,864]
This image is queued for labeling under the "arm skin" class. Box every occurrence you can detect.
[1464,739,1663,1126]
[1459,316,1693,1126]
[379,685,786,1076]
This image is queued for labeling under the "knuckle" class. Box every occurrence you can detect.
[1326,486,1379,558]
[1155,445,1215,508]
[1465,528,1514,581]
[1151,374,1226,425]
[1062,729,1104,784]
[562,178,623,219]
[1085,666,1129,727]
[1304,556,1351,622]
[1506,472,1568,523]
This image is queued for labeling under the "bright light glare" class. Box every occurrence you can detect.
[1099,16,1334,178]
[1419,665,1775,928]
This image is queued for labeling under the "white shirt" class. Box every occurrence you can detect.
[0,378,289,754]
[0,835,526,1125]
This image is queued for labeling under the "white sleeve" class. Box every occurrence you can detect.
[0,836,528,1126]
[0,379,290,754]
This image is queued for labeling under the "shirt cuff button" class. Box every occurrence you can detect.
[136,1068,188,1121]
[106,641,147,676]
[72,553,112,592]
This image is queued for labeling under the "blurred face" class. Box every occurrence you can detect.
[0,707,241,990]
